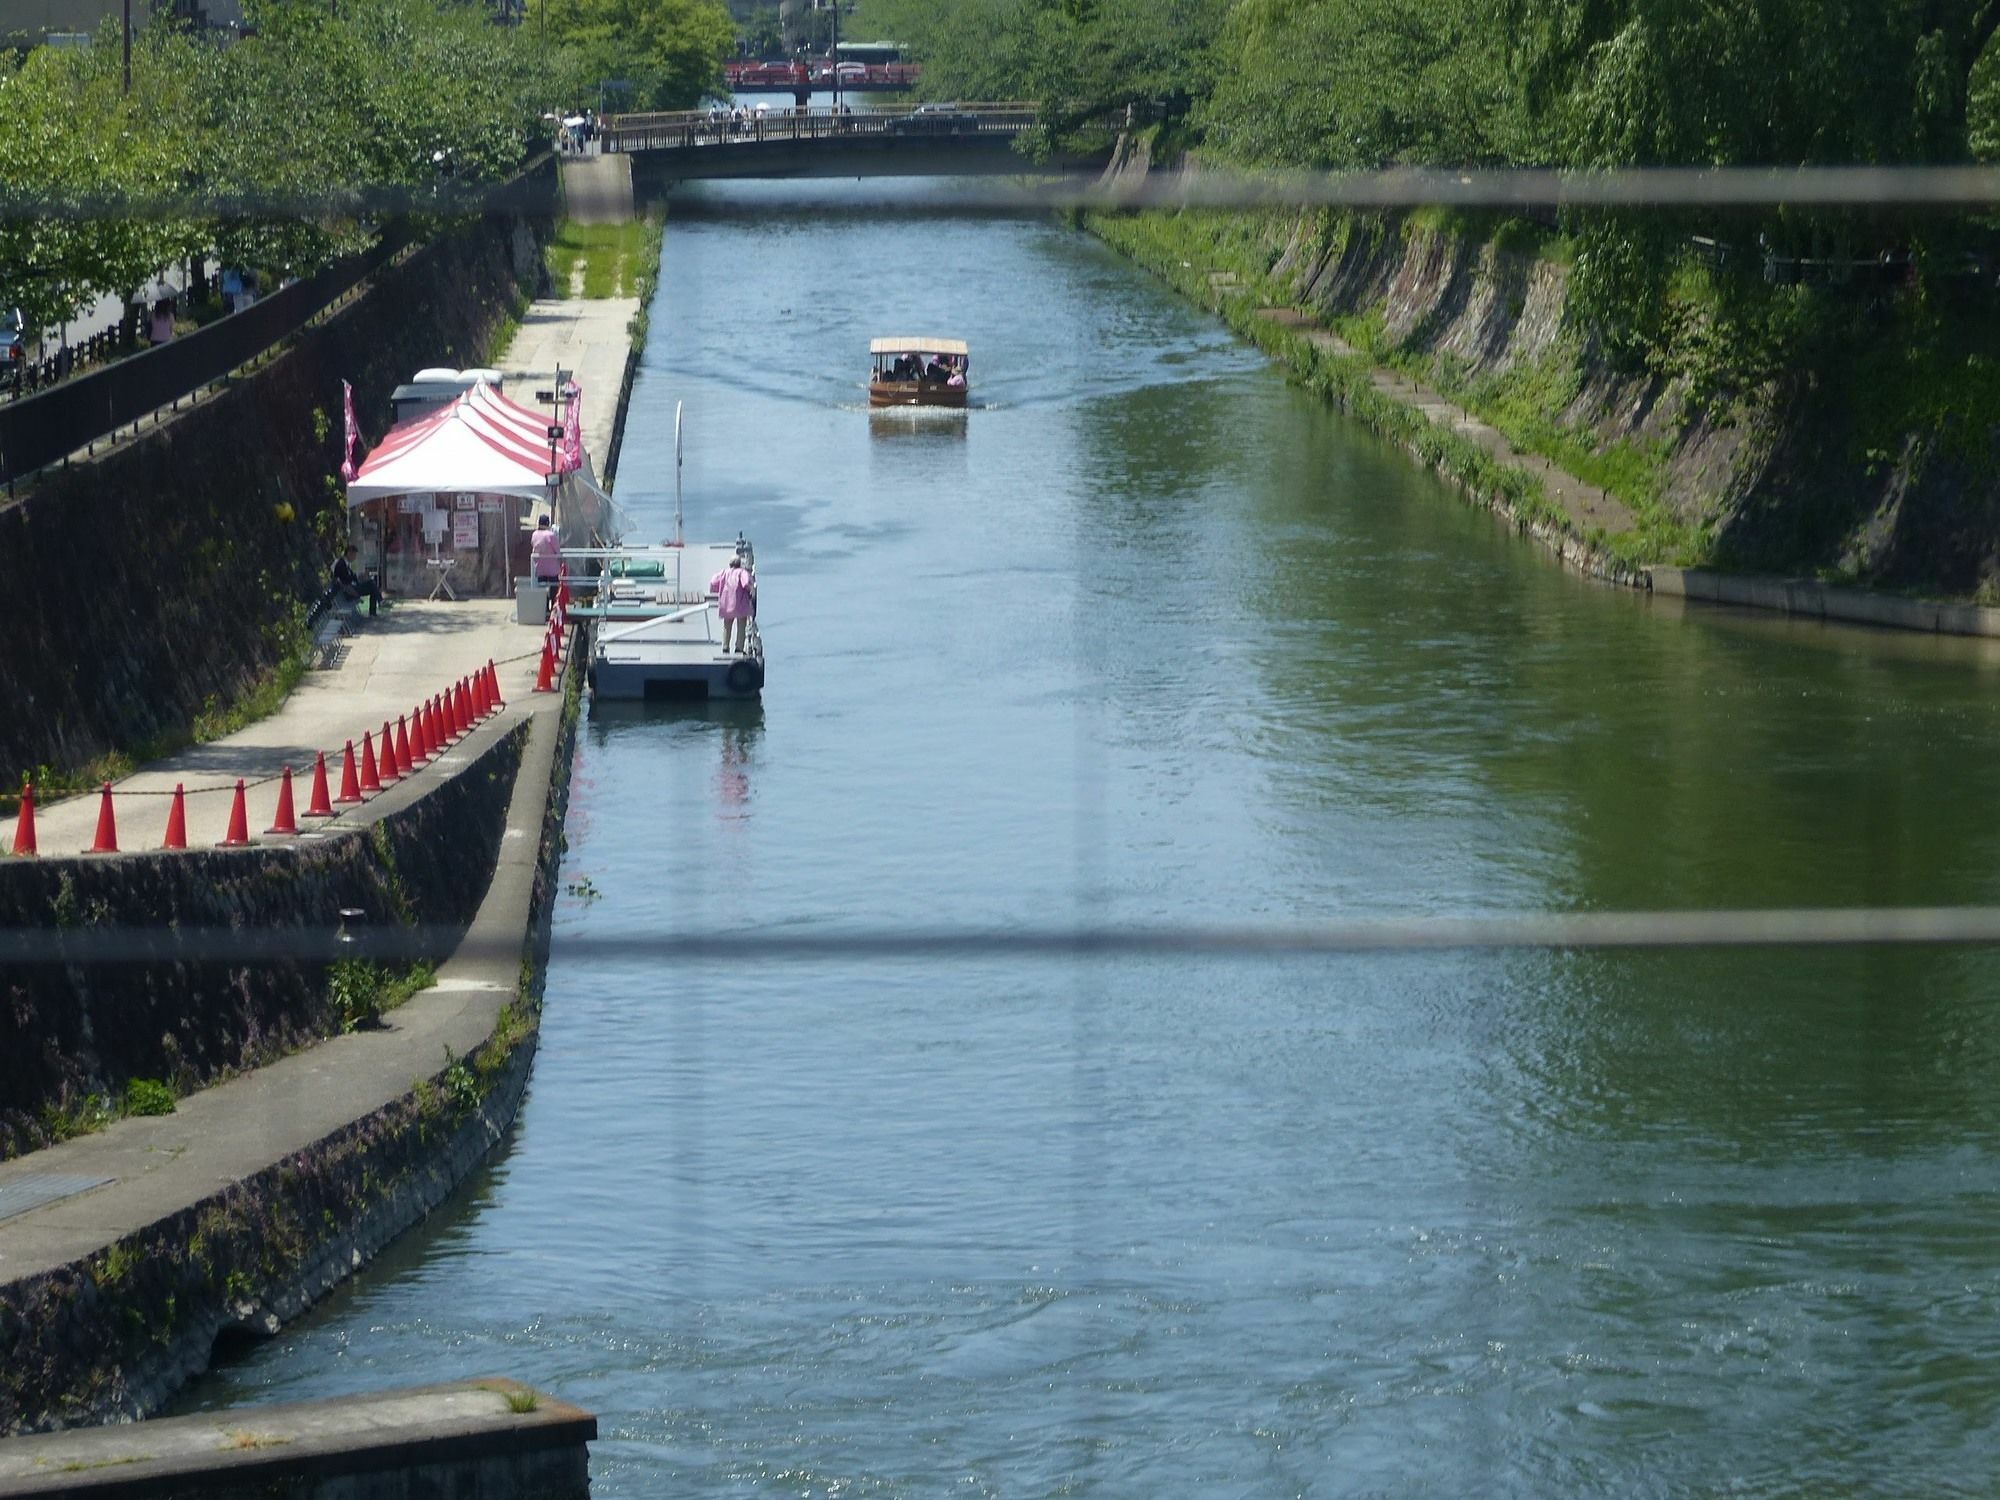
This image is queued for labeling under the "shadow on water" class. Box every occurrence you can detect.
[586,696,764,768]
[866,408,970,441]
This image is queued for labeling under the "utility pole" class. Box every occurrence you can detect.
[122,0,131,95]
[829,0,839,112]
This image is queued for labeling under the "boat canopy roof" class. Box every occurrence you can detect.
[870,336,968,356]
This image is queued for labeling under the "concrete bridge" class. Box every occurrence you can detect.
[599,103,1110,184]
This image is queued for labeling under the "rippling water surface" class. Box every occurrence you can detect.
[188,180,2000,1494]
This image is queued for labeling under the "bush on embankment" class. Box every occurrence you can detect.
[0,204,549,797]
[1087,197,2000,597]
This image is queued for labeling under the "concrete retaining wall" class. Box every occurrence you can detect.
[0,1379,593,1498]
[1648,565,2000,636]
[0,668,584,1434]
[0,726,527,1161]
[0,206,551,792]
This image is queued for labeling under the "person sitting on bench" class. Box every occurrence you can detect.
[332,545,382,616]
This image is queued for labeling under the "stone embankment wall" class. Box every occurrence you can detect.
[0,674,584,1434]
[1,1026,536,1436]
[0,728,527,1161]
[1102,151,2000,595]
[0,208,550,791]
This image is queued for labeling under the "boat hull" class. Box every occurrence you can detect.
[590,650,765,701]
[868,380,968,408]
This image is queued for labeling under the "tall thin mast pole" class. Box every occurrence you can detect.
[674,400,684,547]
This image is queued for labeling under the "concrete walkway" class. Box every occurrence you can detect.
[1257,307,1637,540]
[9,602,552,856]
[0,675,564,1288]
[10,285,643,856]
[496,296,639,474]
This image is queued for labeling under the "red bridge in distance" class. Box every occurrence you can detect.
[724,60,921,94]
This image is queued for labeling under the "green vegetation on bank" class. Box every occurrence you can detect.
[1087,211,1576,547]
[546,216,666,299]
[871,0,2000,583]
[1088,206,1705,567]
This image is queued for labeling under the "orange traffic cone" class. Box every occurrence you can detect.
[304,751,336,818]
[533,637,556,692]
[267,766,300,835]
[407,707,430,767]
[87,783,119,853]
[441,685,459,741]
[360,731,382,793]
[420,698,439,756]
[395,714,416,772]
[377,721,401,783]
[453,681,470,735]
[161,784,187,849]
[10,779,35,857]
[335,741,364,805]
[487,659,504,710]
[220,780,250,847]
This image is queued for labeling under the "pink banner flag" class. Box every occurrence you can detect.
[560,380,582,472]
[339,379,362,483]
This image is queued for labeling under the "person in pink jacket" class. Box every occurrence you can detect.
[710,553,756,654]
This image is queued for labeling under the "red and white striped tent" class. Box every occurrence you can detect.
[345,380,570,505]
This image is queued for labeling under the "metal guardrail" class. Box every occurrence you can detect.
[601,104,1039,155]
[0,156,559,492]
[0,232,407,490]
[4,325,144,401]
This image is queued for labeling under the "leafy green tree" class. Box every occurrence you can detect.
[858,0,1226,147]
[0,32,206,335]
[545,0,734,109]
[1200,0,1515,168]
[741,5,785,56]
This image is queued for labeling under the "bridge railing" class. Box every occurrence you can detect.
[602,104,1040,155]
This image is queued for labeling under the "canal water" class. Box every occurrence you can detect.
[191,181,2000,1493]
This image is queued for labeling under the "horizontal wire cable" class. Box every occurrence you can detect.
[6,164,2000,220]
[6,908,2000,965]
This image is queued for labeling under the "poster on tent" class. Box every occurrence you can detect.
[453,511,480,550]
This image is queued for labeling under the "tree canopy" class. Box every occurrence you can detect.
[861,0,2000,362]
[0,0,729,336]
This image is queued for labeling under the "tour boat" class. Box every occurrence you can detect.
[565,403,764,700]
[868,336,970,408]
[568,540,764,701]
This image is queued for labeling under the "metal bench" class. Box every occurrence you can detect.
[306,584,366,670]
